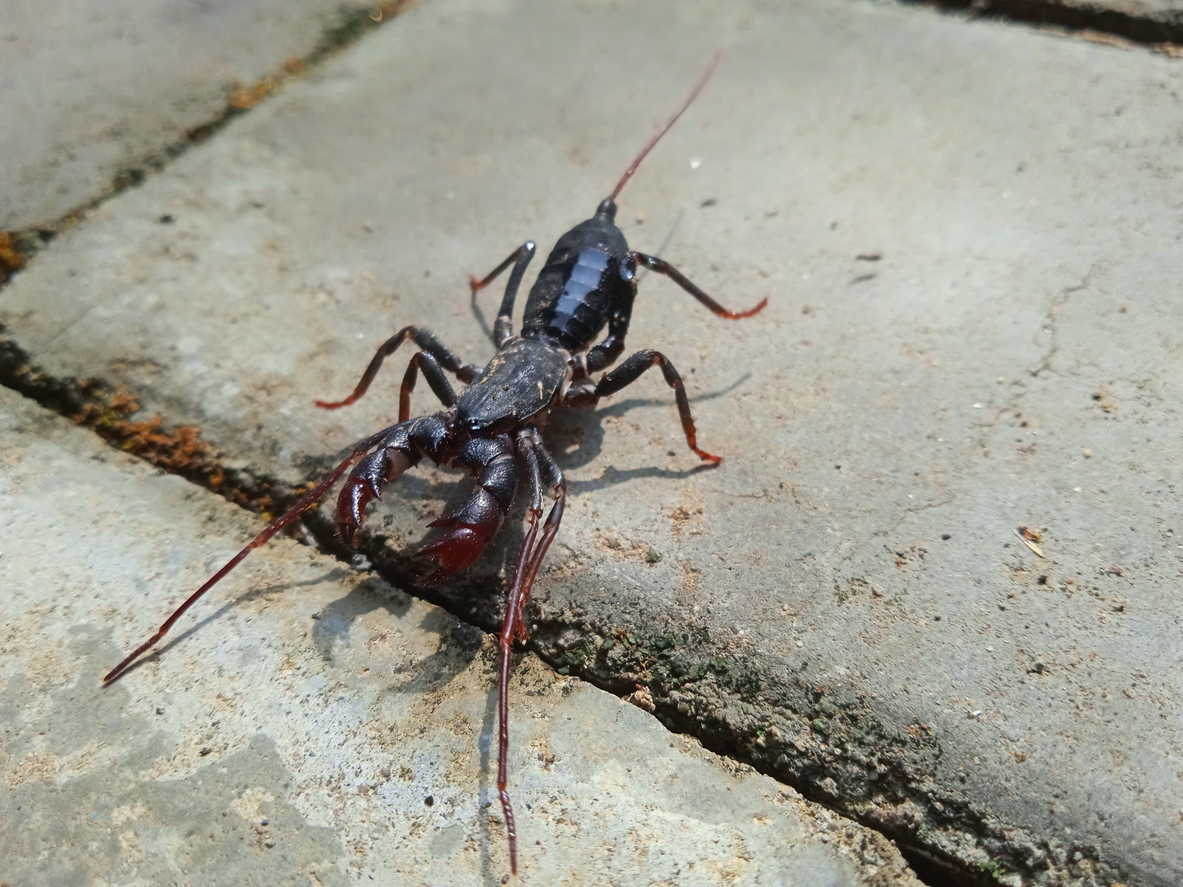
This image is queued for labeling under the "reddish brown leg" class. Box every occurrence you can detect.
[514,485,565,641]
[469,242,536,349]
[102,425,394,684]
[512,433,565,641]
[496,512,536,877]
[575,349,723,464]
[315,326,477,410]
[495,432,566,875]
[399,352,458,423]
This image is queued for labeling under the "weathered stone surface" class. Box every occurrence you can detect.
[0,387,918,885]
[0,0,390,231]
[2,0,1182,883]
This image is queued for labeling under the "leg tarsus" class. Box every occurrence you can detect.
[315,326,478,410]
[469,241,534,298]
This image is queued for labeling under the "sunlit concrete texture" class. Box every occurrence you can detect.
[0,0,381,230]
[0,387,918,885]
[1,0,1181,883]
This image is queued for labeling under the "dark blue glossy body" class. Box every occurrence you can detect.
[521,207,631,353]
[456,201,636,433]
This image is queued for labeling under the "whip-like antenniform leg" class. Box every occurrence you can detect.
[470,242,537,348]
[315,326,479,410]
[399,352,458,422]
[496,429,566,875]
[103,424,398,684]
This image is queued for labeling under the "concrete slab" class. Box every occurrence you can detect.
[0,386,918,885]
[0,0,400,231]
[2,0,1181,883]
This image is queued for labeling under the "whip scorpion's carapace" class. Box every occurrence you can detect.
[104,54,766,875]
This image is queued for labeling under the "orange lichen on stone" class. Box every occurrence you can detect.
[0,232,25,284]
[227,77,281,111]
[73,385,211,472]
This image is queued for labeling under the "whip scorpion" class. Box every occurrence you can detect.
[104,54,766,874]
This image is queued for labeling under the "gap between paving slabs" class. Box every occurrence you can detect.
[0,334,1013,887]
[0,1,416,283]
[906,0,1183,51]
[1,2,1157,882]
[0,85,1070,887]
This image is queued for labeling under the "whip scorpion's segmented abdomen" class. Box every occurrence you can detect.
[420,436,517,584]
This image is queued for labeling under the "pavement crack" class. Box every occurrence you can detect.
[906,0,1183,52]
[954,265,1094,459]
[0,337,1088,886]
[1027,263,1094,381]
[833,493,958,572]
[1,1,416,267]
[0,330,289,517]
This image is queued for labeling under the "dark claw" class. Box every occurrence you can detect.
[334,446,415,553]
[347,483,367,529]
[419,525,487,580]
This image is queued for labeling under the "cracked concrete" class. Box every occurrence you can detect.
[0,386,919,885]
[1,0,406,232]
[2,0,1182,884]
